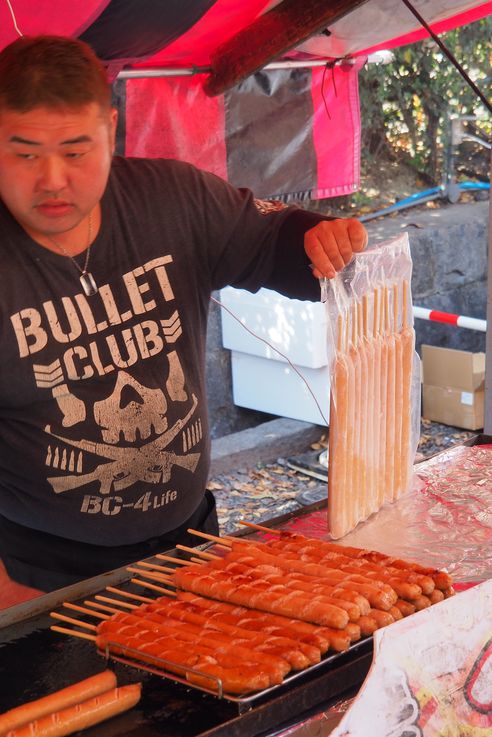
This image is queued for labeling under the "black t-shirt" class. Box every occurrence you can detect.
[0,157,322,588]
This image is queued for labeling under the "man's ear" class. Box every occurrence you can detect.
[109,107,118,154]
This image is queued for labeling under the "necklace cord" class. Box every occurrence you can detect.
[47,214,93,275]
[46,214,98,296]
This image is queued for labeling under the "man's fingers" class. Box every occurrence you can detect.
[347,219,368,252]
[304,218,368,279]
[305,230,337,278]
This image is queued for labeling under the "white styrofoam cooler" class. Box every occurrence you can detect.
[219,287,330,425]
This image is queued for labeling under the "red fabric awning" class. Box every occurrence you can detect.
[0,1,489,200]
[0,1,489,69]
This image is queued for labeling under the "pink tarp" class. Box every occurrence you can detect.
[124,58,364,200]
[125,74,228,180]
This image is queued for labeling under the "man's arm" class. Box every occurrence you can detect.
[263,208,368,300]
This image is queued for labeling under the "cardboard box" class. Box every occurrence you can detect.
[421,344,485,430]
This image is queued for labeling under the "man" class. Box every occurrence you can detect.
[0,35,367,605]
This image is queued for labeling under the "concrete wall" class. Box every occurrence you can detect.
[365,199,488,354]
[206,199,489,438]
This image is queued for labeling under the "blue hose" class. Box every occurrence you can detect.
[359,181,489,222]
[459,181,490,191]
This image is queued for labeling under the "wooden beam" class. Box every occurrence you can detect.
[203,0,370,97]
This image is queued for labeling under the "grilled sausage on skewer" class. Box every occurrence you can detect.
[0,671,117,734]
[4,685,141,737]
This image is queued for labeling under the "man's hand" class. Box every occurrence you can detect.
[304,218,368,279]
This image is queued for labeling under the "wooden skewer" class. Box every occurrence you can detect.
[343,304,359,534]
[51,626,96,642]
[130,577,175,595]
[363,293,377,516]
[238,521,281,535]
[371,287,383,512]
[190,557,207,565]
[130,563,175,576]
[179,546,219,561]
[357,298,369,521]
[155,553,195,566]
[220,534,261,546]
[94,594,138,609]
[376,286,388,508]
[137,560,182,572]
[105,586,153,603]
[85,600,125,618]
[175,544,218,560]
[400,279,415,493]
[126,566,170,581]
[384,286,396,503]
[186,529,232,547]
[392,281,404,501]
[62,601,107,619]
[50,612,97,631]
[128,569,175,586]
[328,311,350,538]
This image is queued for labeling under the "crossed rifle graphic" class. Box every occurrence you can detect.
[46,395,200,495]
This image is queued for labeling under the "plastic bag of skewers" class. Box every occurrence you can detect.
[324,232,421,538]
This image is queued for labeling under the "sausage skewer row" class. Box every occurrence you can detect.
[55,593,329,674]
[51,624,267,696]
[185,549,366,620]
[50,610,293,696]
[213,548,399,609]
[196,530,433,600]
[259,539,435,595]
[166,564,397,637]
[187,540,398,605]
[138,537,441,634]
[108,586,356,652]
[132,584,358,651]
[235,525,453,592]
[176,540,397,611]
[170,564,350,628]
[183,546,407,620]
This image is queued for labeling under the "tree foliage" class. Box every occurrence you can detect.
[358,17,491,184]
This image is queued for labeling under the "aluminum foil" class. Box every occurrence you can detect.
[276,443,492,585]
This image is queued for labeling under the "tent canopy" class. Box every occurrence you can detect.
[0,1,489,201]
[0,1,490,92]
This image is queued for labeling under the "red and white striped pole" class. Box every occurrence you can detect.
[413,306,487,332]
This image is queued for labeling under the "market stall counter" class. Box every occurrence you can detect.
[0,436,490,737]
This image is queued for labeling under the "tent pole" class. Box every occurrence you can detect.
[116,58,362,80]
[484,148,492,435]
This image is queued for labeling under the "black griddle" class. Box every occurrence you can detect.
[0,501,378,737]
[0,587,372,737]
[0,624,372,737]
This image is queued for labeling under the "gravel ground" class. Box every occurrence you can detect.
[208,419,478,535]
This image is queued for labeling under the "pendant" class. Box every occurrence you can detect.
[80,271,98,297]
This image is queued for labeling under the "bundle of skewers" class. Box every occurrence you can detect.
[327,233,416,538]
[50,524,454,699]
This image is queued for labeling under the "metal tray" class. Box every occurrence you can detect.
[95,635,370,706]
